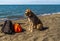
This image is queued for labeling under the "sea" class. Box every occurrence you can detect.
[0,5,60,21]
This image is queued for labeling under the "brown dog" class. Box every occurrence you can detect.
[25,9,43,32]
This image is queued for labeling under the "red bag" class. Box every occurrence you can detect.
[13,23,22,33]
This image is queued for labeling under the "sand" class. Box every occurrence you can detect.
[0,14,60,41]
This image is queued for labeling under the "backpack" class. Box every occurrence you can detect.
[13,23,22,33]
[1,20,14,34]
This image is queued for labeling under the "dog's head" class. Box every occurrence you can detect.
[25,9,33,17]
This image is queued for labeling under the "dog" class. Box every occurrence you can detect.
[25,9,43,32]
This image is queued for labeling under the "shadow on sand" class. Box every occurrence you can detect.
[40,27,49,31]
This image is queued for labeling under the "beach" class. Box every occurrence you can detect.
[0,14,60,41]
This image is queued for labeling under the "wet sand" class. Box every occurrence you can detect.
[0,14,60,41]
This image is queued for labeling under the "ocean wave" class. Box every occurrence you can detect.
[7,15,24,18]
[0,18,8,21]
[0,15,24,21]
[40,12,60,16]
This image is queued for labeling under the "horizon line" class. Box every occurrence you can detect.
[0,4,60,5]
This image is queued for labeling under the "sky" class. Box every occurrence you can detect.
[0,0,60,5]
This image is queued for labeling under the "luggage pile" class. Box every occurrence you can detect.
[1,20,22,34]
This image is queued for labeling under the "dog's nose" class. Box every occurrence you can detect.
[25,12,28,14]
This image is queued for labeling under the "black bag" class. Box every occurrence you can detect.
[1,20,14,34]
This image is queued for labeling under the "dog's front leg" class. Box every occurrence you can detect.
[33,24,37,29]
[30,23,34,32]
[25,18,29,25]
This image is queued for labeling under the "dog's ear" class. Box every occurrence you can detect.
[26,9,31,13]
